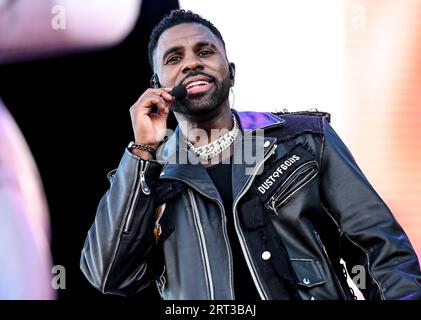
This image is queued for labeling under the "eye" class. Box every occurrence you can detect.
[198,49,213,57]
[165,55,182,64]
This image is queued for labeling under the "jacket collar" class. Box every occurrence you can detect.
[157,110,284,200]
[233,109,285,130]
[159,109,284,161]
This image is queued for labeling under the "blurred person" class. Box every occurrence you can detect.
[0,0,143,299]
[0,99,53,299]
[0,0,141,63]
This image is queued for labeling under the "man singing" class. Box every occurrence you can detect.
[81,10,421,300]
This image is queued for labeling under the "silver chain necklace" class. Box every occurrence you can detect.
[186,114,239,160]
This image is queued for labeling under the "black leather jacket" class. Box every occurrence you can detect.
[80,110,421,300]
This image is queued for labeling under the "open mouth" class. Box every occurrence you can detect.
[185,80,213,94]
[183,75,214,95]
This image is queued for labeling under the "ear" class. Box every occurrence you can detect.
[229,62,236,85]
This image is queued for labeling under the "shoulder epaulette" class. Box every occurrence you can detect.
[272,109,331,123]
[266,109,330,141]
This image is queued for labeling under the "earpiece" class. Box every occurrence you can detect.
[229,66,234,80]
[150,73,161,88]
[228,63,235,81]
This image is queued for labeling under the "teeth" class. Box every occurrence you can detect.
[186,80,209,89]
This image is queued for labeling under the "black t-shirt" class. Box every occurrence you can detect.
[206,161,261,300]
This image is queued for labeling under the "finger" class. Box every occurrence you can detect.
[161,91,174,102]
[147,88,172,95]
[147,88,174,102]
[140,95,169,114]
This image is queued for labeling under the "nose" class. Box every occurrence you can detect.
[181,52,204,74]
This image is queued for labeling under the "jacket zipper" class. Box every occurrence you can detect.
[123,160,150,233]
[232,143,278,300]
[165,177,235,299]
[174,180,235,299]
[215,200,235,298]
[342,233,385,299]
[139,160,151,195]
[267,160,318,214]
[102,159,147,290]
[313,230,349,299]
[188,188,215,299]
[320,203,385,299]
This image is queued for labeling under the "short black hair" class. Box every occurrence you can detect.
[148,9,226,69]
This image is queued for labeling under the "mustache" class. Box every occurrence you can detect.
[177,71,216,87]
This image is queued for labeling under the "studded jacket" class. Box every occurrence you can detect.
[80,110,421,300]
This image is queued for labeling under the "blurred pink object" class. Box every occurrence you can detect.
[0,99,54,299]
[0,0,142,63]
[344,0,421,260]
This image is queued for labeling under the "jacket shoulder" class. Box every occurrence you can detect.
[269,110,331,140]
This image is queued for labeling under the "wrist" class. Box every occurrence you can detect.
[128,141,157,159]
[130,148,154,159]
[134,141,159,149]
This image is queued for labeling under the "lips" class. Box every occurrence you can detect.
[182,75,214,95]
[185,80,210,90]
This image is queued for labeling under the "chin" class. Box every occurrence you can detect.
[173,82,229,117]
[174,98,218,116]
[186,104,217,117]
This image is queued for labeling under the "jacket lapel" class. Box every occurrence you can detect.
[157,110,285,202]
[158,126,221,201]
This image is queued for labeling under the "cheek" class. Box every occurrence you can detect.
[155,64,178,87]
[214,61,230,79]
[158,71,177,87]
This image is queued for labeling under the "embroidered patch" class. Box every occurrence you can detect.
[253,144,316,204]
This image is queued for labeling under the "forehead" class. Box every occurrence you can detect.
[155,23,224,57]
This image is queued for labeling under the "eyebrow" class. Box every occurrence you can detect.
[194,41,218,50]
[161,41,218,62]
[162,46,183,62]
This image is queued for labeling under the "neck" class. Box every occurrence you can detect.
[174,102,233,146]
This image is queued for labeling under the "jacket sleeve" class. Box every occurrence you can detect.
[320,119,421,300]
[80,149,163,296]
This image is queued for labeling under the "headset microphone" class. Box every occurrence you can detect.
[171,85,187,100]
